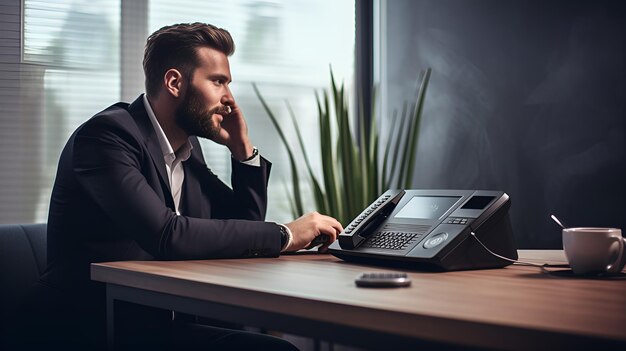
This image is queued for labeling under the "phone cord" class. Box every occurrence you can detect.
[470,231,549,268]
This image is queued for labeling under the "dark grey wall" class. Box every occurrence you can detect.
[383,0,626,248]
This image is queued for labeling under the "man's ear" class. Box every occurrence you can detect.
[163,69,184,98]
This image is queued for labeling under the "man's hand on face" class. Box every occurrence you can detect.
[181,46,254,161]
[284,212,344,252]
[212,102,254,161]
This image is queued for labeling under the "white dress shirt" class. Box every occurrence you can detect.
[142,94,260,215]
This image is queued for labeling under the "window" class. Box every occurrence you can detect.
[0,0,120,223]
[0,0,354,224]
[149,0,355,223]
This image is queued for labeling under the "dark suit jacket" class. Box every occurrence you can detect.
[18,96,282,348]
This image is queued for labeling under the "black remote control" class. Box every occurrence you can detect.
[355,272,411,287]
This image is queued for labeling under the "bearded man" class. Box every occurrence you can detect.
[8,22,342,351]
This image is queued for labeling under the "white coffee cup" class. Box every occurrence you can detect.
[562,227,626,275]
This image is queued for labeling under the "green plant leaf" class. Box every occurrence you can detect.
[318,90,341,221]
[382,109,399,189]
[403,68,431,188]
[393,102,410,188]
[282,182,299,218]
[252,83,304,216]
[256,67,431,226]
[286,101,327,215]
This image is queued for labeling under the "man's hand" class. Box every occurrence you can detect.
[212,103,254,160]
[285,212,343,252]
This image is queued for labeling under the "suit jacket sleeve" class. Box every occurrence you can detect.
[72,115,281,260]
[184,137,271,222]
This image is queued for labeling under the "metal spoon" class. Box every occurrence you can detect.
[550,214,567,229]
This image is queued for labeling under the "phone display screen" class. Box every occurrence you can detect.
[461,196,495,210]
[394,196,461,220]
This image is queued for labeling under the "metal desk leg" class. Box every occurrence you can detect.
[106,284,115,351]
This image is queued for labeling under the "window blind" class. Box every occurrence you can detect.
[0,0,120,224]
[0,0,354,225]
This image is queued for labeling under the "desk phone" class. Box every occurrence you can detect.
[328,189,518,271]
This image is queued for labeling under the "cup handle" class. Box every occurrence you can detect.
[606,236,626,273]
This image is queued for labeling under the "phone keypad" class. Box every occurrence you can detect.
[362,231,423,250]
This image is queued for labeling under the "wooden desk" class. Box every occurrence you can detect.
[91,250,626,350]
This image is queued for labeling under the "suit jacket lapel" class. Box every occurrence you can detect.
[127,96,174,206]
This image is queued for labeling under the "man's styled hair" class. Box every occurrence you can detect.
[143,22,235,97]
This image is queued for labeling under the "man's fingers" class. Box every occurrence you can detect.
[317,214,343,233]
[288,212,344,251]
[317,222,341,242]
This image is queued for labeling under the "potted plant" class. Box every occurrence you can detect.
[253,68,431,225]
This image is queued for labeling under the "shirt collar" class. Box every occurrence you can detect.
[142,93,193,164]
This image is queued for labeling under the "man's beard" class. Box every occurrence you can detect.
[175,86,223,140]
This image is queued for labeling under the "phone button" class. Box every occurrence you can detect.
[423,232,449,249]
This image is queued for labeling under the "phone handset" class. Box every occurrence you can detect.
[338,190,406,249]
